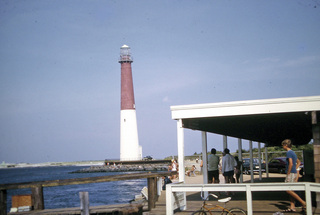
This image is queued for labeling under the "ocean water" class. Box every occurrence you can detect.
[0,166,147,212]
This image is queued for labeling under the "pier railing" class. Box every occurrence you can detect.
[166,182,320,215]
[0,171,176,215]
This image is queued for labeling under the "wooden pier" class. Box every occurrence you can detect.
[2,172,320,215]
[0,171,176,215]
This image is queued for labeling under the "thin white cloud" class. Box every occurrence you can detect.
[281,55,320,68]
[258,57,280,63]
[162,96,169,102]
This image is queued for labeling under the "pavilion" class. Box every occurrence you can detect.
[170,95,320,190]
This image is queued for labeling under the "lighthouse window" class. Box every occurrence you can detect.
[124,119,126,122]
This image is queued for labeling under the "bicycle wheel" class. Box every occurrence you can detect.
[191,209,207,215]
[223,208,247,215]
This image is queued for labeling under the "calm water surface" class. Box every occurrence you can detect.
[0,166,147,212]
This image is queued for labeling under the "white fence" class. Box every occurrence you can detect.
[166,182,320,215]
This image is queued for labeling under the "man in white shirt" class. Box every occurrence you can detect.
[221,148,237,183]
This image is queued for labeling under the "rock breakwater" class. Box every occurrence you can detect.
[72,163,169,173]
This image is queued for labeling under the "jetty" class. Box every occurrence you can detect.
[71,160,171,173]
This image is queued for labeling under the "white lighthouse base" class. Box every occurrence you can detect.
[120,109,142,161]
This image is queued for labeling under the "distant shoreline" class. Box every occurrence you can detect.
[0,160,105,169]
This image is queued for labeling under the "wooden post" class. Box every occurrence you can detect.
[0,189,7,215]
[31,185,44,210]
[79,192,89,215]
[154,177,158,202]
[147,177,156,210]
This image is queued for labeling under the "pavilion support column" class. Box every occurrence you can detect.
[249,141,254,183]
[258,142,262,181]
[223,136,227,150]
[202,132,209,198]
[177,119,185,182]
[312,111,320,208]
[238,139,243,183]
[265,146,269,178]
[202,132,208,184]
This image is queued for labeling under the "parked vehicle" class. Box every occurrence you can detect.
[143,156,153,161]
[268,157,286,174]
[242,158,265,175]
[268,157,304,175]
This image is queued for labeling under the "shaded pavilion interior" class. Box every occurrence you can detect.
[182,111,313,147]
[170,95,320,184]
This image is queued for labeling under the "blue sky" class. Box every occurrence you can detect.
[1,0,319,163]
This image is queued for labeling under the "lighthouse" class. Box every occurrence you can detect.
[119,45,142,161]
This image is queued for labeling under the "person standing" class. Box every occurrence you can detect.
[221,148,237,183]
[170,159,179,180]
[281,139,306,212]
[208,148,220,183]
[234,156,242,183]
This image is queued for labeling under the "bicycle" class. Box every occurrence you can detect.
[191,192,247,215]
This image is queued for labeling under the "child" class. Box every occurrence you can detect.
[186,165,196,177]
